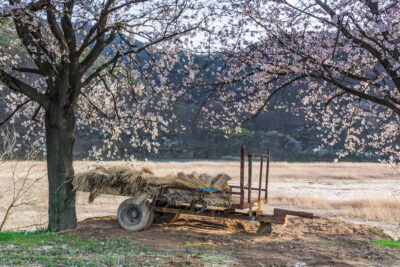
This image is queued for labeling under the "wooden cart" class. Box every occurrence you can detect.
[117,145,314,234]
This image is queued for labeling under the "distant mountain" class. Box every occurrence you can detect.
[0,29,374,162]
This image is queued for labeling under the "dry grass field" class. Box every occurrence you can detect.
[0,160,399,239]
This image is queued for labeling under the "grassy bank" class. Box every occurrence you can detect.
[374,239,400,249]
[0,231,233,266]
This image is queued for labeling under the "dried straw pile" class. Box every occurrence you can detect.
[73,166,232,207]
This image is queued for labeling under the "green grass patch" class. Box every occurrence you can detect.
[0,230,68,244]
[0,230,162,266]
[0,230,235,266]
[373,239,400,249]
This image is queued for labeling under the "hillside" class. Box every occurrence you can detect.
[0,24,374,162]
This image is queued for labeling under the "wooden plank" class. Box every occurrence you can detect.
[274,208,314,219]
[230,202,253,209]
[154,207,286,224]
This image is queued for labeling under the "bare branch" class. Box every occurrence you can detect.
[0,69,49,108]
[311,74,400,117]
[1,0,50,17]
[0,99,31,127]
[81,53,121,87]
[12,67,42,75]
[46,3,68,51]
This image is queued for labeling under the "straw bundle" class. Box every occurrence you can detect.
[73,166,232,207]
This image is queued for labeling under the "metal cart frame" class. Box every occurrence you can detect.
[144,145,314,234]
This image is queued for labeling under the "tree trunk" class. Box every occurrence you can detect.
[45,103,77,231]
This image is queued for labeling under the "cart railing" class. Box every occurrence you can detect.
[158,145,270,210]
[229,145,270,209]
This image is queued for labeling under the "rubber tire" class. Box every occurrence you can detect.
[153,212,180,224]
[117,198,154,231]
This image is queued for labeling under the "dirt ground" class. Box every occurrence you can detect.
[60,214,399,267]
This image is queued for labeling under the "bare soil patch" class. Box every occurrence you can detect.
[61,215,399,267]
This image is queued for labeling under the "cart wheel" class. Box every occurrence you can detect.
[153,212,180,224]
[117,198,154,231]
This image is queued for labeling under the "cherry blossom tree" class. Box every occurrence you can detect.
[1,0,399,232]
[0,0,210,231]
[183,0,399,163]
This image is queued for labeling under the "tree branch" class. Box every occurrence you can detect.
[315,0,400,89]
[46,3,68,51]
[60,0,77,57]
[1,0,50,17]
[80,30,116,73]
[77,0,115,54]
[0,99,31,127]
[9,1,55,75]
[81,53,120,87]
[0,69,49,108]
[312,74,400,117]
[243,75,306,123]
[99,76,121,120]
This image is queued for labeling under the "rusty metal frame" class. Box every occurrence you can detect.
[159,145,271,211]
[230,145,270,209]
[149,145,314,232]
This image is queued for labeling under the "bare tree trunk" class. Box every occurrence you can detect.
[45,103,77,231]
